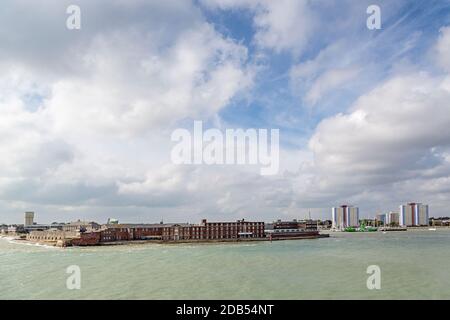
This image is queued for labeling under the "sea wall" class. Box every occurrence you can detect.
[26,230,79,243]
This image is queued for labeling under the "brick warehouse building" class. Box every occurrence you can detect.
[70,219,265,246]
[162,219,265,241]
[100,224,165,241]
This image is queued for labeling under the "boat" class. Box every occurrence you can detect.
[428,228,437,231]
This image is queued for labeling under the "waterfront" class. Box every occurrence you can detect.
[1,229,450,299]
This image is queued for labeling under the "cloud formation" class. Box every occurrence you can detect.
[0,0,449,224]
[295,26,450,212]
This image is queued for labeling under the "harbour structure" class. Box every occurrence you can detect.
[332,205,359,230]
[399,203,429,226]
[267,219,318,231]
[265,219,320,239]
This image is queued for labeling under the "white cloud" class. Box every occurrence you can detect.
[0,0,257,223]
[298,71,450,210]
[303,68,360,105]
[289,40,365,107]
[43,23,253,137]
[201,0,316,55]
[1,1,450,224]
[252,0,316,55]
[434,26,450,71]
[310,73,450,176]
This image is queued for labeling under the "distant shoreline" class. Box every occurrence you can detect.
[3,227,449,249]
[321,226,450,233]
[0,233,329,248]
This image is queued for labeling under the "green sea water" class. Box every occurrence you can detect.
[1,229,449,299]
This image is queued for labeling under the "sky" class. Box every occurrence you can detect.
[1,0,450,224]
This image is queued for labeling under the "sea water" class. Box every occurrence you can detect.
[1,229,449,299]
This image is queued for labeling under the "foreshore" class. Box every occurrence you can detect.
[1,233,330,248]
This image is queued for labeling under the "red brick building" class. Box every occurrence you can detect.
[100,224,166,242]
[70,219,265,245]
[71,231,101,246]
[161,219,265,241]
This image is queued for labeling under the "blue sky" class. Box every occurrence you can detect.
[210,0,450,138]
[202,1,446,153]
[1,0,450,224]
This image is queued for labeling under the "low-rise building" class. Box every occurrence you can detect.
[267,219,318,231]
[24,224,55,232]
[318,220,332,229]
[62,221,101,232]
[265,219,319,239]
[7,225,25,234]
[429,217,450,227]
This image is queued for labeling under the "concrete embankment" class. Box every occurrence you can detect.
[98,234,328,246]
[2,232,329,247]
